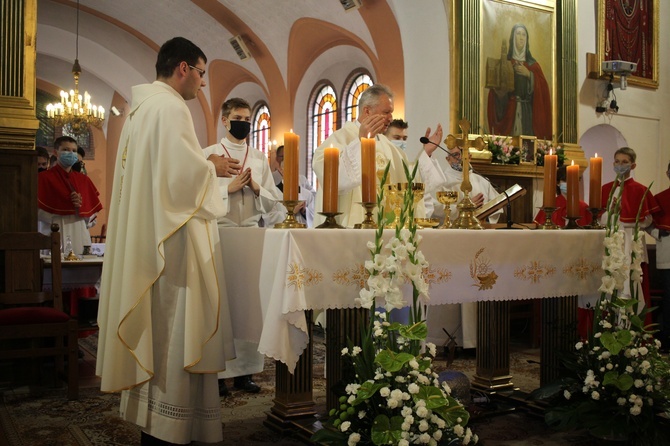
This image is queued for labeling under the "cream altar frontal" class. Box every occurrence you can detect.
[219,227,604,373]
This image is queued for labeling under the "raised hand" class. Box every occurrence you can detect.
[359,114,388,138]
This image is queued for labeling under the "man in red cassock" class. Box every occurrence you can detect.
[38,135,102,255]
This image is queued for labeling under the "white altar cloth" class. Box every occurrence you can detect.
[249,228,605,373]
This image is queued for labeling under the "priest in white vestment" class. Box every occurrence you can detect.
[96,37,241,446]
[418,143,501,350]
[202,97,282,395]
[312,84,438,228]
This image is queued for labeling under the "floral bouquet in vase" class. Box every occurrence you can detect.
[529,177,670,445]
[311,163,477,446]
[535,140,565,166]
[483,135,518,164]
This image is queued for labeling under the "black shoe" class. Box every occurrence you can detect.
[141,432,182,446]
[218,379,230,397]
[233,375,261,393]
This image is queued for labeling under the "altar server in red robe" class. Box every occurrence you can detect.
[601,147,659,325]
[648,161,670,351]
[37,136,102,255]
[535,165,591,227]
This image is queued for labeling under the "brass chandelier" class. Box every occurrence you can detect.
[45,0,104,135]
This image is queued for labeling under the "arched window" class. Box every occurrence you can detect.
[251,103,271,154]
[306,84,337,187]
[342,71,373,123]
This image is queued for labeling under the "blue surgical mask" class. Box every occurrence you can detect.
[390,140,407,151]
[59,151,79,168]
[559,182,568,195]
[614,165,631,176]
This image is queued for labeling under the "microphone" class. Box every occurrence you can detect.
[419,137,452,156]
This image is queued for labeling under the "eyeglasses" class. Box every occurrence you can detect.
[447,150,462,159]
[188,64,206,78]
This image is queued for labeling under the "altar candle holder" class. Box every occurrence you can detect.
[540,207,559,230]
[564,216,582,230]
[274,200,307,229]
[353,202,377,229]
[586,208,604,229]
[316,212,344,229]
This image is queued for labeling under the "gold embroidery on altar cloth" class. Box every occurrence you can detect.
[286,262,323,290]
[423,267,452,285]
[563,257,600,280]
[514,260,556,284]
[470,247,497,290]
[333,263,368,288]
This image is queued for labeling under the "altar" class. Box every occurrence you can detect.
[219,227,605,429]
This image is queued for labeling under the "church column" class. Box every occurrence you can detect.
[0,0,40,233]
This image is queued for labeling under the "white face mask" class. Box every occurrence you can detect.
[390,140,406,151]
[559,182,568,195]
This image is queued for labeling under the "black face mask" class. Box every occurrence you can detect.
[229,120,251,140]
[72,161,83,173]
[38,167,47,173]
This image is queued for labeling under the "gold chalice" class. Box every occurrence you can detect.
[436,190,458,229]
[384,183,403,228]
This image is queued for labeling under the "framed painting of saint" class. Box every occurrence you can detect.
[481,0,556,141]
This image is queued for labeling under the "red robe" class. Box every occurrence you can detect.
[652,188,670,230]
[38,164,102,217]
[601,178,659,223]
[487,60,552,140]
[534,194,592,227]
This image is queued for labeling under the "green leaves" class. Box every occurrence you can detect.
[600,329,632,355]
[375,349,414,373]
[371,415,404,445]
[602,370,634,391]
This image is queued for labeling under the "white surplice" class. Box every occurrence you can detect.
[202,138,282,379]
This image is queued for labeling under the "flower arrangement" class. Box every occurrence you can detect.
[483,135,519,164]
[535,140,566,166]
[312,163,477,446]
[530,177,670,445]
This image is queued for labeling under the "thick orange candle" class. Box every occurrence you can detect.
[323,146,339,213]
[567,160,580,218]
[589,153,603,209]
[283,131,300,201]
[543,150,557,208]
[361,136,376,203]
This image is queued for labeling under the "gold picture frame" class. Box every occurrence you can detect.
[596,0,658,89]
[516,135,537,164]
[451,0,557,142]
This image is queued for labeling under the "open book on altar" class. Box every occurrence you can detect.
[475,184,526,220]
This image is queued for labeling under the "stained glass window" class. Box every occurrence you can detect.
[251,103,271,154]
[306,84,337,187]
[343,72,373,122]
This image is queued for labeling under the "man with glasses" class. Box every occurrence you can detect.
[97,37,241,446]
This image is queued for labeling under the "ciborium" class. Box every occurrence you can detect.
[436,190,458,229]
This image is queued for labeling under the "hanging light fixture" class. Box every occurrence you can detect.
[45,0,104,135]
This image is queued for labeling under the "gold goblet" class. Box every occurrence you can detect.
[436,190,458,229]
[385,183,403,228]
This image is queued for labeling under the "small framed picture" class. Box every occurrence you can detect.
[518,135,537,164]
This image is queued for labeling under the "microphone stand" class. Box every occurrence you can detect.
[499,189,520,230]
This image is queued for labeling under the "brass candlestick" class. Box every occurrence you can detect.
[540,207,559,230]
[316,212,344,229]
[436,190,458,229]
[586,208,604,229]
[564,216,582,230]
[274,200,307,229]
[353,202,377,229]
